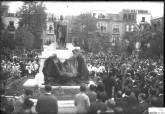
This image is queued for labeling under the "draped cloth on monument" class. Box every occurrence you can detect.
[42,54,89,84]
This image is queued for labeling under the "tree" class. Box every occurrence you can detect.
[71,13,97,51]
[122,30,138,56]
[17,1,47,49]
[15,25,34,49]
[134,22,163,59]
[76,13,97,32]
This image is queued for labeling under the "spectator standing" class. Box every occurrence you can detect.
[104,99,116,114]
[115,90,128,114]
[14,89,33,114]
[146,87,157,104]
[138,93,149,114]
[88,93,107,114]
[74,83,90,114]
[0,96,14,114]
[157,86,164,107]
[103,72,115,99]
[114,107,124,114]
[96,82,107,102]
[87,84,97,104]
[35,84,58,114]
[18,99,34,114]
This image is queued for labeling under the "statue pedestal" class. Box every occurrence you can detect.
[23,42,80,87]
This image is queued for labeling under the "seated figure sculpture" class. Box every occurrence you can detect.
[42,50,89,85]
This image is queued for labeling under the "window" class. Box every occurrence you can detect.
[100,22,107,33]
[113,25,119,33]
[112,35,116,43]
[123,14,127,21]
[101,26,104,32]
[142,17,145,22]
[128,15,131,21]
[126,25,129,31]
[112,35,120,44]
[131,25,134,31]
[132,15,134,21]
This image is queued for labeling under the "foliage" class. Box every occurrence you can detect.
[122,31,138,55]
[88,32,110,53]
[15,26,34,49]
[76,13,97,32]
[17,1,47,49]
[137,23,164,59]
[71,13,97,51]
[0,21,16,50]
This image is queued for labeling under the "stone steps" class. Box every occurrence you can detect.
[5,96,76,114]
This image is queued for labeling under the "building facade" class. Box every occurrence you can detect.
[96,13,124,46]
[96,9,152,46]
[1,4,21,29]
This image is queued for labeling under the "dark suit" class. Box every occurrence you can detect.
[126,105,140,114]
[35,93,58,114]
[103,75,115,99]
[115,98,128,113]
[157,94,164,107]
[88,100,107,114]
[138,101,149,114]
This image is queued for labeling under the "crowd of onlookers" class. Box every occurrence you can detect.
[1,48,40,96]
[0,82,163,114]
[0,50,164,114]
[84,51,164,114]
[1,48,40,78]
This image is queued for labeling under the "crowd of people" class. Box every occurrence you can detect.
[1,48,40,96]
[84,51,164,114]
[0,49,164,114]
[1,48,40,78]
[1,81,163,114]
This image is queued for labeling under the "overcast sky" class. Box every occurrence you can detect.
[3,1,164,18]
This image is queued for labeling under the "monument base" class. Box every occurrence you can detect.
[23,42,83,87]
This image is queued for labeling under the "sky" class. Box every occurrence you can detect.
[3,1,164,18]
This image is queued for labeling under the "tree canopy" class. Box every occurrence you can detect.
[17,1,47,49]
[135,22,163,58]
[70,13,97,51]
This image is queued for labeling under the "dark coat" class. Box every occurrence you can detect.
[157,94,164,107]
[138,102,149,114]
[126,105,141,114]
[88,100,107,114]
[115,98,128,113]
[35,93,58,114]
[103,75,115,99]
[87,91,97,104]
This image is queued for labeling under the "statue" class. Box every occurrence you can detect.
[54,18,67,49]
[42,50,89,85]
[42,54,62,84]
